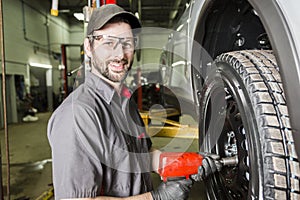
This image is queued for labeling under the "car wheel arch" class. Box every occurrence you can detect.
[190,0,300,156]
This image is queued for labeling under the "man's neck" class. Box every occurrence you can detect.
[109,81,123,95]
[91,70,123,95]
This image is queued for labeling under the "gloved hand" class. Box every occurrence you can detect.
[151,179,193,200]
[191,153,221,182]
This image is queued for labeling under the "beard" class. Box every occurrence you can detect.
[91,56,132,83]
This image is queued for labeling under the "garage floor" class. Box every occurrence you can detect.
[0,112,207,200]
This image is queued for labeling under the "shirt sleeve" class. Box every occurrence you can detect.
[48,100,104,199]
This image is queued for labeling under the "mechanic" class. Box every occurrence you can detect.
[47,4,203,200]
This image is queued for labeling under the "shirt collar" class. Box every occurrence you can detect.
[85,71,131,104]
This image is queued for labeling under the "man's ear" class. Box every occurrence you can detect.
[84,38,92,58]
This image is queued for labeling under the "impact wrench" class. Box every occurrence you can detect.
[158,152,238,182]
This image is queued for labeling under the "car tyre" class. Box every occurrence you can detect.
[199,50,299,199]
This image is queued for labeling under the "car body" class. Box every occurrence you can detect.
[159,0,300,199]
[161,0,300,159]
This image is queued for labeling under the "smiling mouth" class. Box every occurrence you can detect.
[110,62,125,72]
[108,60,128,73]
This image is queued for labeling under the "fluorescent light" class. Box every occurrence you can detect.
[135,12,139,19]
[74,13,84,21]
[30,62,52,69]
[58,64,65,70]
[171,61,186,67]
[176,24,184,31]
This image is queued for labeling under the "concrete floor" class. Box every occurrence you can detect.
[0,112,207,199]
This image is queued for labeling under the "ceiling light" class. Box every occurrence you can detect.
[176,24,184,31]
[58,64,65,70]
[59,9,71,13]
[29,62,52,69]
[171,61,186,67]
[74,13,84,21]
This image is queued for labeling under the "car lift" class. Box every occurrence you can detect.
[140,108,198,139]
[35,185,54,200]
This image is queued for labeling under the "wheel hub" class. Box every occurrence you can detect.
[215,90,250,199]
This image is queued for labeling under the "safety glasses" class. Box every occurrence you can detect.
[88,34,138,51]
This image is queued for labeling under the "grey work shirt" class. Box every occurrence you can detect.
[48,71,153,199]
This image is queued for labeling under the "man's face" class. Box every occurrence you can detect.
[86,22,135,83]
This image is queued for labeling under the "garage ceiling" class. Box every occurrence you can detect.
[57,0,190,28]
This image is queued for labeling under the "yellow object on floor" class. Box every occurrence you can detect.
[140,109,198,139]
[35,186,54,200]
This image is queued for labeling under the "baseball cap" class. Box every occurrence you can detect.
[86,4,141,36]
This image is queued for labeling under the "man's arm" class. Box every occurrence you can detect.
[61,173,193,200]
[62,192,153,200]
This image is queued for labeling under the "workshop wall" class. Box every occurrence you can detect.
[0,0,83,125]
[140,28,171,73]
[0,0,169,125]
[3,0,70,71]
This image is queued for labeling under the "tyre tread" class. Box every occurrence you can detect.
[216,50,300,199]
